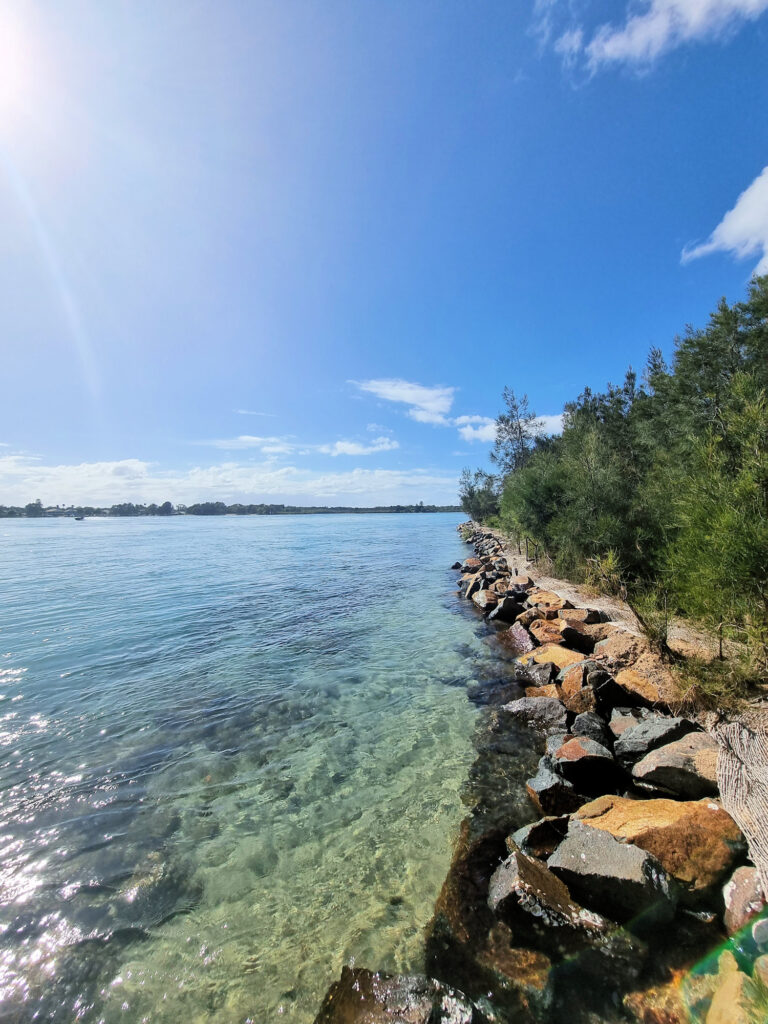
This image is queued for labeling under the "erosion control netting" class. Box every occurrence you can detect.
[713,716,768,901]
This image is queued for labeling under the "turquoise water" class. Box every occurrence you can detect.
[0,514,493,1023]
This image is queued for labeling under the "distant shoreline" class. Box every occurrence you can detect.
[2,501,462,519]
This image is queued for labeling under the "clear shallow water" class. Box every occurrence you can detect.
[0,514,496,1023]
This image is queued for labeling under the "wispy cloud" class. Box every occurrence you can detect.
[541,0,768,71]
[0,454,456,506]
[318,437,400,457]
[682,165,768,276]
[454,415,497,443]
[205,435,294,452]
[235,409,277,417]
[355,379,456,425]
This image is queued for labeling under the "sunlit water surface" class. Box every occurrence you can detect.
[0,514,494,1023]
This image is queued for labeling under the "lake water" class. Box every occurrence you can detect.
[0,513,497,1023]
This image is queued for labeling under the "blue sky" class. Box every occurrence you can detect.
[1,0,767,506]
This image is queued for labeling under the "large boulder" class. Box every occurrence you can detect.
[548,821,676,924]
[722,866,766,935]
[593,631,646,668]
[613,715,698,764]
[573,795,744,901]
[613,668,666,706]
[502,696,567,734]
[529,619,565,647]
[461,557,483,573]
[312,967,488,1023]
[528,590,573,612]
[516,607,543,628]
[632,732,719,799]
[489,846,609,935]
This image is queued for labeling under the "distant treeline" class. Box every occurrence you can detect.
[460,276,768,681]
[2,499,461,518]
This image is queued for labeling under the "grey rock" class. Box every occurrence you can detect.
[510,816,570,859]
[526,762,586,816]
[502,696,567,733]
[515,660,556,688]
[550,735,624,794]
[614,716,698,764]
[609,706,654,739]
[572,711,612,748]
[548,821,676,923]
[632,732,719,799]
[487,596,525,624]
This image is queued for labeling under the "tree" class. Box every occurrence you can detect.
[490,388,539,475]
[668,372,768,672]
[458,468,499,522]
[25,499,44,517]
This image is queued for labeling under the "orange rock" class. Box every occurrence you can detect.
[560,664,586,697]
[520,644,585,671]
[529,619,564,646]
[574,795,743,895]
[614,667,663,705]
[530,590,572,612]
[511,575,534,588]
[525,684,561,699]
[558,608,601,624]
[563,687,597,714]
[593,632,645,668]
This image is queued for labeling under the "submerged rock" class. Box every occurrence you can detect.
[312,966,488,1023]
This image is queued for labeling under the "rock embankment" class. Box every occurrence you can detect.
[311,523,768,1023]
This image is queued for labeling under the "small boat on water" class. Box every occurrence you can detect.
[74,515,85,521]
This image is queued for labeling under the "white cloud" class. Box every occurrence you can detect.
[0,455,457,507]
[541,0,768,71]
[318,437,400,457]
[355,379,456,425]
[534,413,565,435]
[235,409,277,417]
[682,165,768,276]
[205,435,295,452]
[454,415,497,443]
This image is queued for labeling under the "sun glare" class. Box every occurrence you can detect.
[0,9,36,127]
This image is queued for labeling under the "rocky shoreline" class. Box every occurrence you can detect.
[312,523,768,1023]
